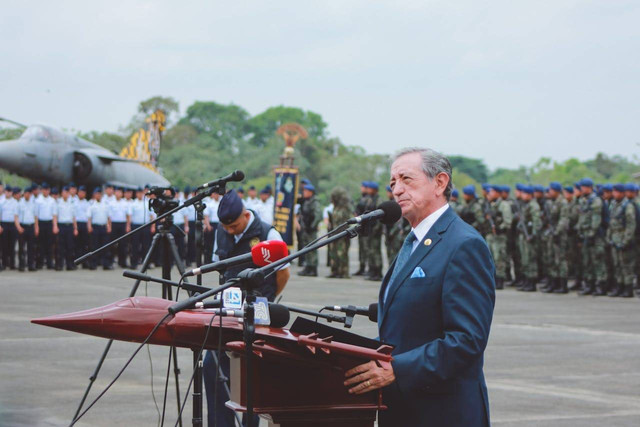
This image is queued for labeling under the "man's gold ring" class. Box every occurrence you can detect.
[365,380,371,387]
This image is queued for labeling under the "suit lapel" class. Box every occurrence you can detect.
[379,207,456,327]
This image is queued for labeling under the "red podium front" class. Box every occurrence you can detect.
[32,297,391,426]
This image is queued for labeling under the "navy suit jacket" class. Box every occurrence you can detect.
[377,206,495,427]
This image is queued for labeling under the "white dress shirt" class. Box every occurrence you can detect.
[409,203,450,253]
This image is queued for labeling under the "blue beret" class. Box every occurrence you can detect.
[51,187,59,195]
[602,183,613,192]
[24,186,33,192]
[301,178,311,185]
[303,184,315,192]
[451,188,459,197]
[69,182,76,188]
[564,186,574,193]
[13,187,22,193]
[462,185,476,196]
[625,183,637,192]
[481,183,490,191]
[136,186,143,191]
[218,190,244,225]
[93,187,102,194]
[613,183,625,192]
[501,185,511,193]
[580,178,594,187]
[237,186,245,193]
[522,185,534,194]
[369,182,379,190]
[41,182,50,189]
[574,182,581,189]
[515,183,524,191]
[184,186,191,193]
[549,182,562,192]
[386,185,392,192]
[533,185,544,193]
[78,185,86,191]
[361,181,369,187]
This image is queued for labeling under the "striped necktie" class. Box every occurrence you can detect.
[383,231,416,303]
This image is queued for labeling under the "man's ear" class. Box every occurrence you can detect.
[434,172,450,198]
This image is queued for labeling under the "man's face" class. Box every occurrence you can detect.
[115,189,123,199]
[43,188,50,197]
[221,211,250,235]
[94,192,102,201]
[390,152,448,225]
[70,187,77,196]
[259,193,268,202]
[62,190,69,200]
[106,187,114,196]
[303,189,313,199]
[522,192,532,201]
[463,193,473,202]
[13,192,20,200]
[548,189,559,199]
[563,191,573,201]
[581,186,592,195]
[79,190,86,199]
[136,190,144,200]
[24,192,31,200]
[248,189,257,198]
[488,189,499,201]
[626,190,635,199]
[603,191,612,200]
[613,190,625,201]
[212,193,220,201]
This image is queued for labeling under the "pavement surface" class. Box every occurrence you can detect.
[1,243,640,426]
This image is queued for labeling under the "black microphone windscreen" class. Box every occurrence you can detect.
[233,170,245,181]
[378,200,402,225]
[368,303,378,322]
[268,303,290,328]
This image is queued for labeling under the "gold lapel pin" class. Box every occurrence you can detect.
[424,238,432,246]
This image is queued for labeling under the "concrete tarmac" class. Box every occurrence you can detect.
[1,244,640,426]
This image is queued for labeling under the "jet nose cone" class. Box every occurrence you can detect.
[0,139,23,172]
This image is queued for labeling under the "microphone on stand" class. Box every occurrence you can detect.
[195,170,245,191]
[182,240,289,278]
[208,303,290,328]
[323,303,378,323]
[346,201,402,226]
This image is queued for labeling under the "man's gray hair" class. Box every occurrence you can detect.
[392,147,453,200]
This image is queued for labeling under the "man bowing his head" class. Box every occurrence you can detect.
[345,147,495,426]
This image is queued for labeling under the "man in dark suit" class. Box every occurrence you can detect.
[345,147,495,426]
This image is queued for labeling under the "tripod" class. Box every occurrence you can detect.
[72,212,188,426]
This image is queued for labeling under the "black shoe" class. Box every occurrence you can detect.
[579,281,594,296]
[299,267,317,277]
[569,280,582,291]
[353,265,366,276]
[103,265,114,270]
[541,278,556,293]
[593,281,607,296]
[608,282,622,297]
[495,278,504,290]
[553,278,569,294]
[366,268,383,281]
[55,267,63,271]
[518,279,536,292]
[67,266,78,271]
[622,285,634,298]
[326,273,340,278]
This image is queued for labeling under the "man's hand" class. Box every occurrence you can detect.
[53,225,59,235]
[344,360,395,395]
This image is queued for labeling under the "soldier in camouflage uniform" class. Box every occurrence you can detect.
[601,184,616,292]
[606,184,636,297]
[460,185,487,235]
[384,186,409,263]
[517,186,542,292]
[577,178,608,295]
[486,185,513,290]
[449,189,461,215]
[365,182,383,281]
[298,184,322,277]
[541,182,570,293]
[499,185,516,283]
[354,182,371,276]
[533,185,549,284]
[505,185,522,286]
[327,187,352,278]
[626,183,640,297]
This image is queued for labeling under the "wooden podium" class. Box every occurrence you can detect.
[31,297,392,426]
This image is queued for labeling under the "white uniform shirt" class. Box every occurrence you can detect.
[19,198,37,225]
[37,196,56,221]
[109,199,130,223]
[130,199,148,224]
[205,197,220,224]
[75,199,90,222]
[1,198,18,222]
[172,201,187,225]
[56,198,76,224]
[88,200,110,225]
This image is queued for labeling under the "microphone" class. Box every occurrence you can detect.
[196,170,245,191]
[209,303,290,328]
[346,201,402,226]
[183,240,288,277]
[323,303,378,323]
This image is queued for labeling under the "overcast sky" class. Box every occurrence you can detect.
[1,1,639,169]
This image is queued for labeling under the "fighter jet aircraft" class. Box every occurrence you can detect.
[0,115,170,188]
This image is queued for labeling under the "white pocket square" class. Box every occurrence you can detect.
[410,267,426,278]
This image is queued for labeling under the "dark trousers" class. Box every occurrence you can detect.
[18,224,36,270]
[187,221,196,265]
[204,223,217,264]
[76,222,90,266]
[111,222,128,267]
[130,224,151,267]
[56,224,75,269]
[38,220,54,268]
[171,224,186,263]
[90,225,111,268]
[1,222,17,269]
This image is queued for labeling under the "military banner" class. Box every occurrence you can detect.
[273,167,299,247]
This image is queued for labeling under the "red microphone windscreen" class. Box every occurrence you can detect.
[251,240,289,267]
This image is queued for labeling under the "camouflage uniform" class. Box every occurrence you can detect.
[606,199,636,297]
[460,198,487,235]
[486,198,513,288]
[328,188,352,278]
[568,196,582,289]
[577,193,607,295]
[365,193,383,280]
[537,196,551,282]
[508,198,522,285]
[354,192,371,275]
[543,195,570,293]
[517,198,541,291]
[298,194,322,276]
